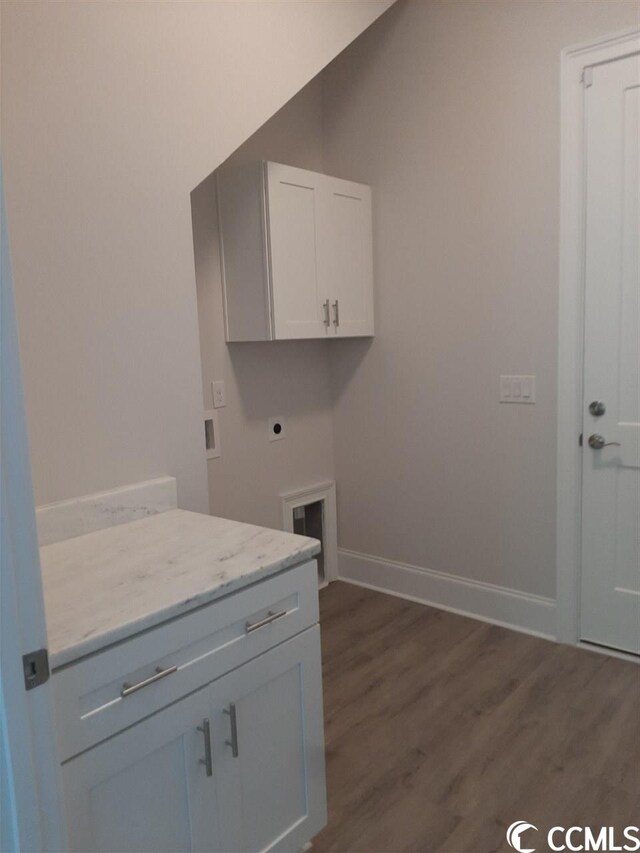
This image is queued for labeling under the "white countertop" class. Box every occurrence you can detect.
[40,509,320,669]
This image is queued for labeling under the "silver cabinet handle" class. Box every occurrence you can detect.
[332,299,340,327]
[121,664,177,697]
[224,703,239,758]
[588,433,621,450]
[323,299,331,327]
[245,609,288,634]
[197,718,213,777]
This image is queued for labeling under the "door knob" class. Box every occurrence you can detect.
[588,433,621,450]
[589,401,606,417]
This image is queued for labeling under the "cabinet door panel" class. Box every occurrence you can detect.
[212,626,327,853]
[324,179,374,337]
[91,739,191,853]
[63,688,222,853]
[266,163,328,339]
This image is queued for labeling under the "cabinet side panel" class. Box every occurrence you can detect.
[216,163,271,341]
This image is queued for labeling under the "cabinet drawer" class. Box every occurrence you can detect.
[53,561,318,762]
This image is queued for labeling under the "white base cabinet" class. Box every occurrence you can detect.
[58,566,326,853]
[217,161,374,341]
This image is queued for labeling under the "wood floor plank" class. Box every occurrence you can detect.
[313,583,640,853]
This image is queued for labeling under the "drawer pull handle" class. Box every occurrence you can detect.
[198,718,213,777]
[224,702,239,758]
[121,665,177,698]
[245,609,288,634]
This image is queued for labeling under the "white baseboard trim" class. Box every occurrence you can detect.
[338,549,557,641]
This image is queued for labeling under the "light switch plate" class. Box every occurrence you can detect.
[500,375,536,404]
[211,380,227,409]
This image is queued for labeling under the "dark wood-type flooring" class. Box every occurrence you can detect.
[312,583,640,853]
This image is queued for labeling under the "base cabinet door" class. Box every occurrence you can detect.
[212,627,327,853]
[62,686,223,853]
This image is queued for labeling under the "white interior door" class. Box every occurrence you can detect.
[266,163,329,340]
[580,52,640,654]
[0,162,66,852]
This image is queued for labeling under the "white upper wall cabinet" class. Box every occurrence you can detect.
[217,161,374,341]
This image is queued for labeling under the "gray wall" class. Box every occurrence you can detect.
[5,0,637,605]
[1,0,391,513]
[321,0,639,598]
[192,80,336,530]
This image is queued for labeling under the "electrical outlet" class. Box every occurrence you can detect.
[268,416,286,442]
[500,375,536,404]
[211,380,226,409]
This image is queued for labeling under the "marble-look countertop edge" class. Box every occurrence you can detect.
[49,540,319,670]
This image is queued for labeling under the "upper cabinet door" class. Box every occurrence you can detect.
[322,177,374,337]
[265,163,329,340]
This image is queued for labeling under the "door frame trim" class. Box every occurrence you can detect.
[556,27,640,645]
